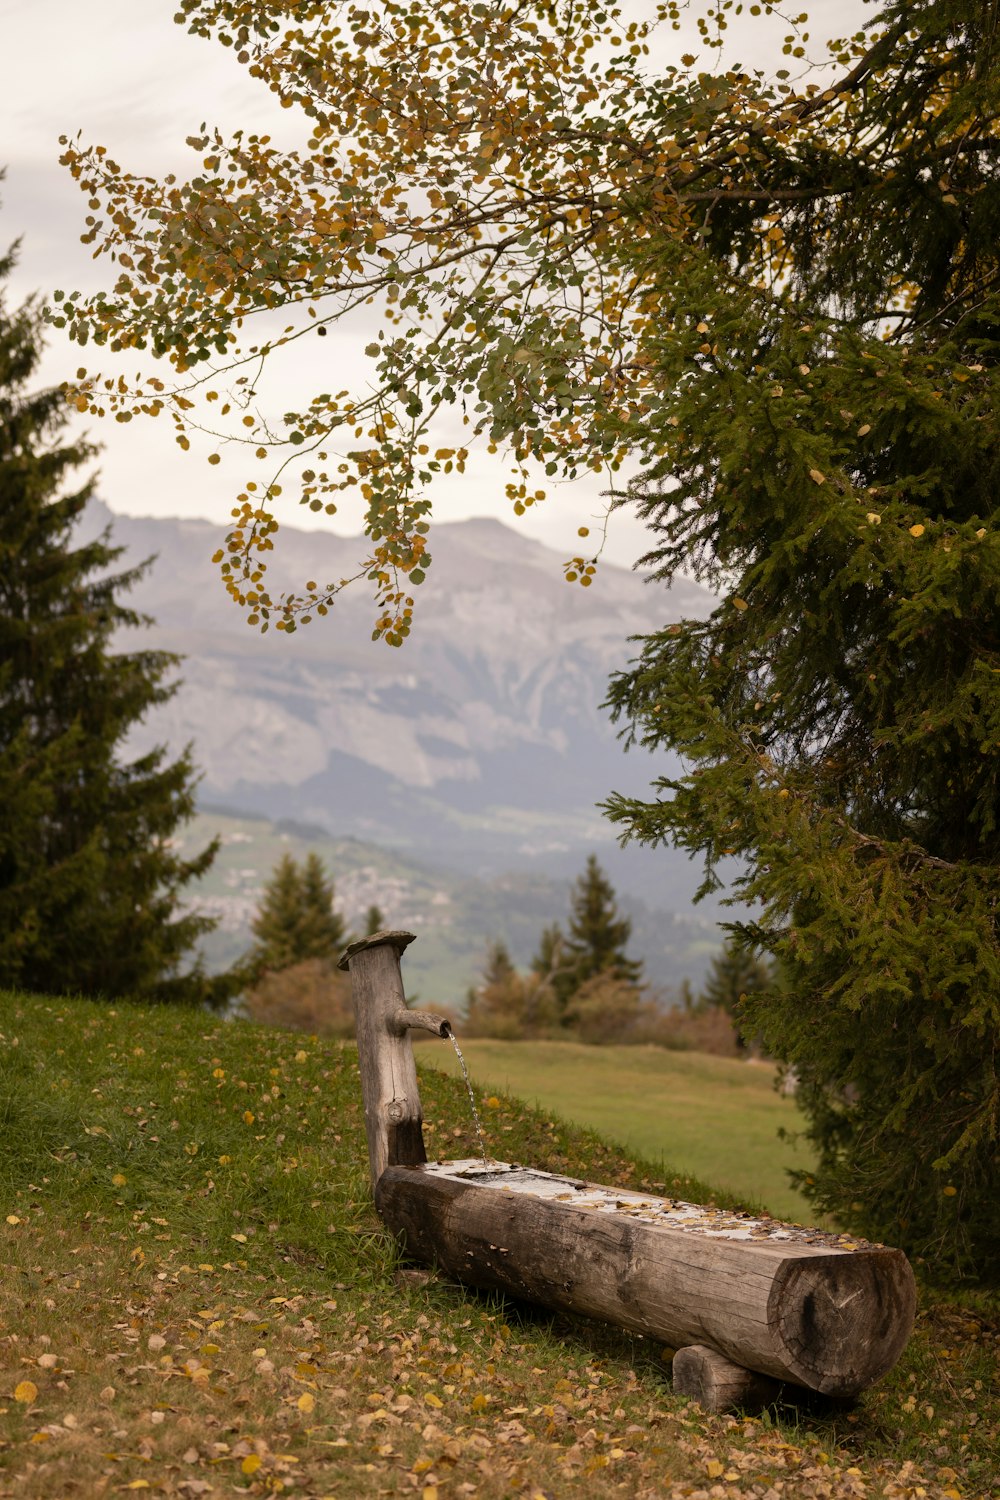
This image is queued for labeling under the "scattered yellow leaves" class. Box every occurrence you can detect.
[706,1459,725,1478]
[732,597,749,611]
[909,523,926,537]
[242,1455,262,1475]
[943,1185,958,1196]
[14,1381,38,1404]
[808,468,826,484]
[243,1110,255,1125]
[297,1392,315,1413]
[112,1173,128,1186]
[424,1392,444,1408]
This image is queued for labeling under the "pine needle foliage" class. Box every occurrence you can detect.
[299,851,349,959]
[603,2,1000,1280]
[560,855,644,1020]
[0,238,227,1005]
[249,852,347,974]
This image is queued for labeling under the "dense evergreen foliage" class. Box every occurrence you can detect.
[604,1,1000,1279]
[249,852,347,974]
[0,242,228,1004]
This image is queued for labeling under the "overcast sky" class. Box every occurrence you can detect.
[3,0,870,569]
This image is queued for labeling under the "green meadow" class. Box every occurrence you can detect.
[0,991,996,1499]
[422,1038,814,1222]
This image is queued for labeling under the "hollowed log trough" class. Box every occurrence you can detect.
[339,930,916,1412]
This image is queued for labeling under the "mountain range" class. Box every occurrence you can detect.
[80,501,729,991]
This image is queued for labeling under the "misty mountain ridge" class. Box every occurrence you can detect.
[80,500,723,936]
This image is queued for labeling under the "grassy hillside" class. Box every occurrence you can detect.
[0,991,997,1499]
[422,1039,815,1222]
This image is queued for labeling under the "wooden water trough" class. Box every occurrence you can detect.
[338,930,916,1412]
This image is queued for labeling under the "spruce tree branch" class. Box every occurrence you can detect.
[790,16,915,121]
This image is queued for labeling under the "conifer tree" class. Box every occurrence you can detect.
[363,904,385,938]
[602,4,1000,1277]
[701,943,772,1020]
[0,235,226,1003]
[531,923,564,980]
[559,855,643,1020]
[298,852,347,960]
[482,939,515,989]
[699,942,772,1053]
[249,855,306,974]
[249,852,346,973]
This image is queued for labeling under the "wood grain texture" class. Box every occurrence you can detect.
[672,1345,783,1413]
[375,1161,916,1397]
[339,931,426,1186]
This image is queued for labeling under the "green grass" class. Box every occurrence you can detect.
[421,1037,815,1222]
[0,990,997,1500]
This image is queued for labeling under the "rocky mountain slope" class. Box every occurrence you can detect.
[86,501,717,917]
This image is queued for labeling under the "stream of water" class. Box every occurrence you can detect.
[448,1034,489,1169]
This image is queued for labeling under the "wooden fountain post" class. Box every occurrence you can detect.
[337,929,452,1188]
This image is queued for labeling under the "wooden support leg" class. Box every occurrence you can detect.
[672,1345,785,1414]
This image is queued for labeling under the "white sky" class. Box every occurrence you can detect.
[3,0,871,569]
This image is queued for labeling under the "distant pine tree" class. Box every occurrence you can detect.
[701,942,772,1017]
[482,938,515,988]
[700,941,772,1053]
[298,852,347,959]
[363,904,385,937]
[531,922,564,978]
[250,855,306,972]
[0,238,227,1003]
[249,852,346,972]
[559,855,643,1020]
